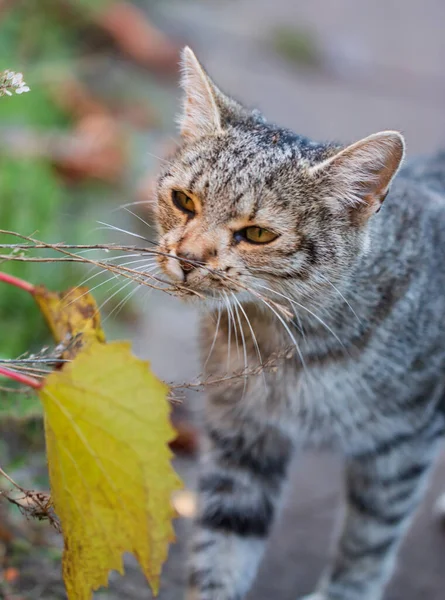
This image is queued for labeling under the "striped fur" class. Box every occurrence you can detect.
[155,49,445,600]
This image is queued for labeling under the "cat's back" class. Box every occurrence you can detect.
[400,149,445,196]
[360,148,445,387]
[381,149,445,262]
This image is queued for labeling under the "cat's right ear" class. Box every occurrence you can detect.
[178,47,224,140]
[311,131,405,223]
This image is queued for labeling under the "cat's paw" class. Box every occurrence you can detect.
[299,594,326,600]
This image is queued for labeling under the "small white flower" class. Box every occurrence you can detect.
[16,85,30,94]
[12,73,23,86]
[0,69,30,97]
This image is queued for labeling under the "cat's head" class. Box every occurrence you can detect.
[155,47,404,309]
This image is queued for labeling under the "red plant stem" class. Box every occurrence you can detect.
[0,367,42,389]
[0,271,35,293]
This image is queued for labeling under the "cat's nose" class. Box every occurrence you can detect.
[177,251,201,275]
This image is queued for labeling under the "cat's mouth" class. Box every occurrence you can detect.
[175,276,238,299]
[158,253,239,295]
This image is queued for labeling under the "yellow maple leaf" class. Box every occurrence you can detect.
[38,341,181,599]
[33,285,106,359]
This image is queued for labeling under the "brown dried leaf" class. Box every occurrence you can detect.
[33,286,106,360]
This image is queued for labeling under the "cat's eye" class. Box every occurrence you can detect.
[235,226,279,244]
[172,190,196,216]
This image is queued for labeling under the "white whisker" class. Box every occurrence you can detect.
[233,295,267,391]
[231,292,249,399]
[68,253,145,296]
[226,293,240,362]
[147,151,170,164]
[254,294,308,378]
[102,285,140,324]
[115,200,156,210]
[222,292,232,373]
[293,308,306,341]
[96,221,152,243]
[254,283,344,347]
[96,277,134,317]
[204,305,222,369]
[74,273,118,300]
[106,263,161,322]
[66,256,158,307]
[167,135,180,148]
[97,262,159,319]
[121,207,155,230]
[316,271,362,323]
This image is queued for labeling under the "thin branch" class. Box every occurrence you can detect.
[0,241,154,253]
[171,344,296,391]
[0,364,49,377]
[0,367,42,389]
[0,466,24,492]
[0,231,294,320]
[0,466,60,532]
[0,230,205,299]
[0,358,69,364]
[0,385,27,394]
[0,271,35,293]
[0,229,297,389]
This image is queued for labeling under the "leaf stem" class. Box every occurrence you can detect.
[0,466,24,492]
[0,271,35,293]
[0,366,42,389]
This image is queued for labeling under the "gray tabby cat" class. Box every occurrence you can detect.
[155,47,445,600]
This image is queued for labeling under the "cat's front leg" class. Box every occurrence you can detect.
[186,411,294,600]
[305,424,442,600]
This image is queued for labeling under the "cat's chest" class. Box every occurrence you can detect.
[204,306,444,447]
[277,357,373,424]
[249,354,406,450]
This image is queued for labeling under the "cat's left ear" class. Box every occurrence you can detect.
[178,47,231,140]
[312,131,405,221]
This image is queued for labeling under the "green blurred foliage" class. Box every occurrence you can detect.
[0,84,67,128]
[271,25,321,68]
[0,1,129,364]
[0,2,76,69]
[0,0,176,426]
[0,158,74,359]
[0,390,43,420]
[0,4,79,364]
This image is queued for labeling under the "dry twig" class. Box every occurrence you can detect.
[0,466,60,532]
